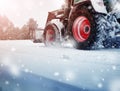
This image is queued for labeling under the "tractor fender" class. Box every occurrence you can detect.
[90,0,107,14]
[50,19,64,40]
[50,19,64,31]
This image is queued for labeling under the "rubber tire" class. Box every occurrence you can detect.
[69,7,96,50]
[44,23,60,46]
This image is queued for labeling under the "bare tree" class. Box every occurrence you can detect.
[27,18,38,39]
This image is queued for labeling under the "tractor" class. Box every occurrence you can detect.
[43,0,120,49]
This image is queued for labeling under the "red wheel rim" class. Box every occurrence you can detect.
[72,16,91,42]
[46,28,55,42]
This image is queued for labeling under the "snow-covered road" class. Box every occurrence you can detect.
[0,40,120,91]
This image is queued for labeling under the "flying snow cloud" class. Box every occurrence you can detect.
[1,56,20,76]
[113,1,120,11]
[109,78,120,91]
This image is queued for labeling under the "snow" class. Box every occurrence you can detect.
[24,68,29,73]
[112,65,117,70]
[5,81,9,85]
[54,72,60,76]
[64,71,76,81]
[11,47,16,52]
[109,78,120,91]
[16,83,20,87]
[10,65,20,76]
[0,40,120,91]
[97,83,103,88]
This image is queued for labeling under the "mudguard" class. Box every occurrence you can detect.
[90,0,107,14]
[50,19,64,40]
[50,19,64,32]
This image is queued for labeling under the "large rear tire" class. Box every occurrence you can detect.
[44,23,60,46]
[70,7,96,50]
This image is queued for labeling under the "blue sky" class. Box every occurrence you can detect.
[0,0,64,28]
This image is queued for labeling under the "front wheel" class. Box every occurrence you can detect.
[44,23,60,46]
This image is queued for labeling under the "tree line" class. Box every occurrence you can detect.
[0,15,38,40]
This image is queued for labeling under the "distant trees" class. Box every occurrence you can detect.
[0,15,38,40]
[0,15,14,39]
[27,18,38,39]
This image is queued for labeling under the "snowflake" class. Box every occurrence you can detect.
[24,68,29,73]
[16,83,20,87]
[11,47,16,52]
[54,72,60,76]
[30,70,33,73]
[112,65,117,70]
[0,64,4,67]
[10,65,20,76]
[5,81,10,85]
[92,70,95,73]
[97,83,103,88]
[64,71,75,81]
[102,78,105,82]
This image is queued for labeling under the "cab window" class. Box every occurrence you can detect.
[74,0,81,4]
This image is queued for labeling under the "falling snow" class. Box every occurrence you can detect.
[10,65,20,76]
[24,69,29,73]
[97,83,103,88]
[11,47,16,52]
[5,81,10,85]
[0,64,4,67]
[54,72,60,77]
[64,71,75,81]
[112,65,117,70]
[102,78,105,82]
[16,83,20,87]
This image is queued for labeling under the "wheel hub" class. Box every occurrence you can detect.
[84,25,90,33]
[72,16,91,42]
[46,29,55,42]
